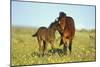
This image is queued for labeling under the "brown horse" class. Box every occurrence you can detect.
[57,12,75,54]
[32,20,60,56]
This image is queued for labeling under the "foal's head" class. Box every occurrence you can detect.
[49,19,61,31]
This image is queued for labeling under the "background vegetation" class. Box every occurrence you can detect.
[11,26,96,66]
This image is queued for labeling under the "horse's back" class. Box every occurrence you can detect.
[66,16,75,30]
[64,16,75,39]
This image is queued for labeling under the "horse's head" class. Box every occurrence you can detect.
[56,12,67,34]
[59,12,66,18]
[57,15,66,34]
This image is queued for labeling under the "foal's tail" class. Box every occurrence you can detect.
[32,32,37,37]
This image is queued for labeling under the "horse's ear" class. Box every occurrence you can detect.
[55,19,57,22]
[59,12,66,17]
[55,18,58,22]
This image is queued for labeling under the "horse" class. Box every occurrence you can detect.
[57,12,75,54]
[32,20,60,56]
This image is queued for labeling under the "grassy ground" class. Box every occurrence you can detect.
[11,26,96,66]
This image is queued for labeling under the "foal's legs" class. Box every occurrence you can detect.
[50,40,55,54]
[43,41,47,56]
[38,39,43,56]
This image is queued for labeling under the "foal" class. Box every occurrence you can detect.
[32,20,60,56]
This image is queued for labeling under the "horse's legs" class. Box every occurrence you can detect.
[59,39,63,46]
[63,43,67,55]
[62,36,67,55]
[69,40,72,54]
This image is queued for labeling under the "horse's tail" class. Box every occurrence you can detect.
[32,32,37,37]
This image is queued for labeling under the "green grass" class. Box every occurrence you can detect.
[11,26,96,66]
